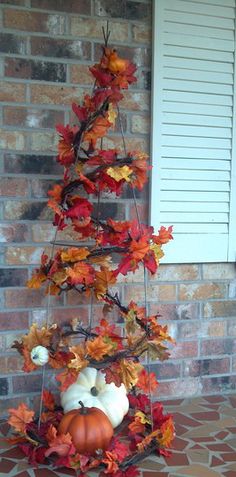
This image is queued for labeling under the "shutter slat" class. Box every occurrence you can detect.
[165,45,234,62]
[163,32,234,52]
[165,0,235,18]
[164,68,233,84]
[163,158,231,171]
[162,136,231,148]
[160,212,228,223]
[161,169,230,180]
[161,202,229,212]
[165,79,233,95]
[163,102,232,116]
[164,22,234,40]
[161,223,228,233]
[162,147,231,159]
[164,91,233,106]
[164,57,233,73]
[161,180,230,191]
[162,125,231,138]
[163,113,232,127]
[160,191,230,202]
[165,10,234,29]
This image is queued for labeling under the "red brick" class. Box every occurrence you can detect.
[0,129,26,151]
[0,268,28,287]
[4,201,51,221]
[12,374,43,393]
[31,0,90,14]
[3,106,64,129]
[124,284,176,303]
[31,36,91,60]
[156,377,201,398]
[0,81,25,102]
[204,301,236,318]
[0,32,27,54]
[177,321,200,339]
[149,302,199,321]
[150,362,181,380]
[71,17,129,42]
[129,201,148,222]
[0,356,23,374]
[170,341,198,359]
[179,282,227,301]
[30,84,84,105]
[4,288,63,308]
[6,246,49,265]
[121,91,150,111]
[0,178,29,197]
[201,375,236,394]
[5,58,66,82]
[202,263,236,279]
[0,311,29,330]
[0,224,29,243]
[0,396,26,418]
[201,338,235,356]
[70,64,94,85]
[132,23,152,43]
[131,114,150,134]
[183,358,230,377]
[3,9,66,34]
[156,264,200,281]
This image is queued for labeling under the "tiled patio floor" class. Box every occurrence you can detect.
[0,394,236,477]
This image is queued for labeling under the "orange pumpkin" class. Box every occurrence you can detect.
[58,401,114,454]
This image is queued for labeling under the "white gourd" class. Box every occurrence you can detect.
[30,345,49,366]
[61,366,129,428]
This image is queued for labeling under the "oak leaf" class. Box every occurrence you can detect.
[119,359,140,390]
[94,266,117,298]
[8,403,34,433]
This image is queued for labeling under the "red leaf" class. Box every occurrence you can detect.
[42,390,55,411]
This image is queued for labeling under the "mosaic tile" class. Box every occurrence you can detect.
[1,394,236,477]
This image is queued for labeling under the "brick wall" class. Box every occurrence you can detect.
[0,0,236,417]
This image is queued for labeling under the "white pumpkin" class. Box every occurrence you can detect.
[61,367,129,428]
[31,345,49,366]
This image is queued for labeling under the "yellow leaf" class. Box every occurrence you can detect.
[61,247,90,263]
[150,243,164,262]
[8,403,35,433]
[22,323,52,351]
[107,104,117,127]
[135,411,151,425]
[106,165,132,182]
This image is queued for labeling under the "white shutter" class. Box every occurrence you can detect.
[151,0,236,263]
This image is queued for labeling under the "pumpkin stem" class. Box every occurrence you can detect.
[90,386,99,396]
[79,401,88,414]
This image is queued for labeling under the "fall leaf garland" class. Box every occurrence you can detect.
[8,40,175,475]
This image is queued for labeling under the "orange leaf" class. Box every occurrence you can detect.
[102,451,119,474]
[84,114,112,147]
[56,368,78,391]
[22,347,37,373]
[136,368,158,394]
[8,403,34,433]
[94,266,117,298]
[86,335,114,361]
[119,359,140,390]
[45,424,73,458]
[157,417,175,448]
[61,247,90,263]
[48,184,63,202]
[27,271,47,289]
[67,262,95,286]
[129,237,150,261]
[128,416,145,435]
[22,323,52,351]
[42,390,55,411]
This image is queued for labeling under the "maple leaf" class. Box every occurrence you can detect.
[136,368,158,394]
[19,443,47,466]
[129,237,150,261]
[106,165,132,183]
[86,335,114,361]
[60,247,90,263]
[22,347,37,373]
[67,262,95,286]
[51,269,68,286]
[27,271,47,289]
[56,368,78,391]
[56,124,78,166]
[22,324,52,351]
[103,364,123,387]
[78,173,97,194]
[154,226,173,245]
[45,424,75,458]
[42,390,56,411]
[128,392,150,412]
[102,450,119,474]
[65,197,93,220]
[94,266,117,298]
[128,415,145,435]
[157,417,175,448]
[8,403,34,433]
[84,114,112,147]
[119,359,140,390]
[72,102,88,122]
[68,344,88,371]
[48,184,63,202]
[108,437,130,462]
